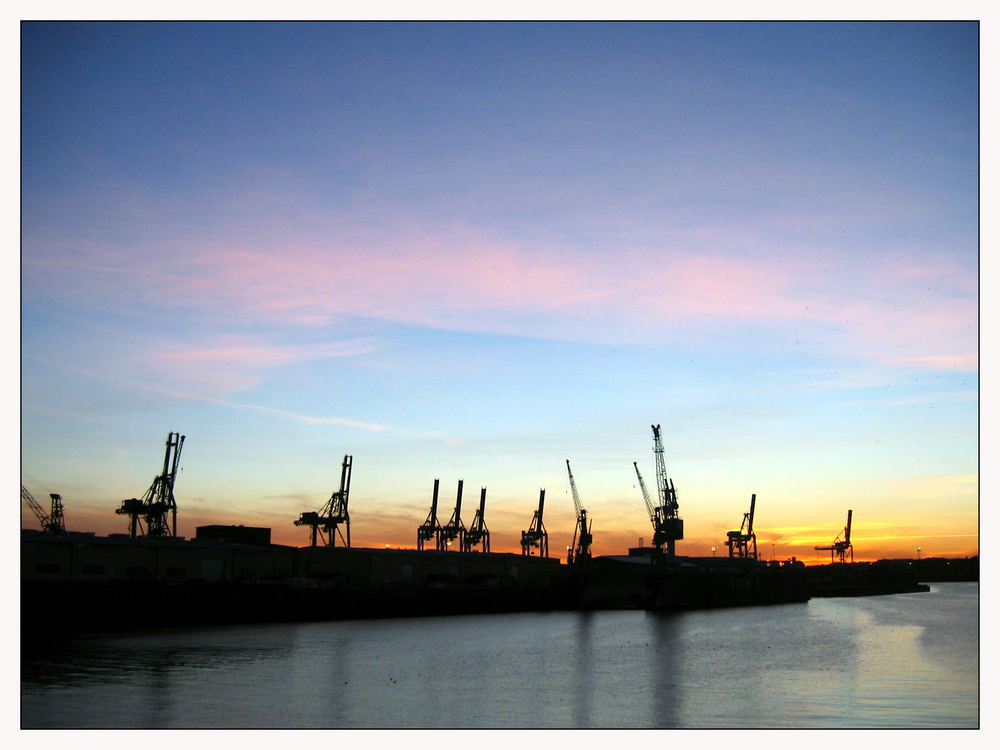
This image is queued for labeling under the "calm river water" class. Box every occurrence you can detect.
[21,581,978,728]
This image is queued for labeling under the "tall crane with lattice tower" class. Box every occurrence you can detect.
[565,460,592,564]
[815,509,853,563]
[520,488,548,557]
[295,455,353,547]
[648,424,683,558]
[462,486,490,552]
[726,493,758,560]
[115,432,184,538]
[438,480,467,551]
[21,484,66,534]
[417,479,442,550]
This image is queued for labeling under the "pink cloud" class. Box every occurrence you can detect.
[155,338,380,368]
[24,225,977,371]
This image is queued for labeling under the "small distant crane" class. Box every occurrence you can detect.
[294,455,353,547]
[462,487,490,552]
[725,493,758,560]
[115,432,184,538]
[438,480,467,551]
[417,479,442,550]
[521,488,548,557]
[815,509,854,563]
[642,424,684,557]
[565,460,592,564]
[21,484,66,534]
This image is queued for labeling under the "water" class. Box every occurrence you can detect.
[21,582,978,728]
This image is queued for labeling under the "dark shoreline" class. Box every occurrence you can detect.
[23,531,973,636]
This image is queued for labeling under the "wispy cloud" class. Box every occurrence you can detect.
[27,355,389,432]
[205,398,387,431]
[153,337,380,368]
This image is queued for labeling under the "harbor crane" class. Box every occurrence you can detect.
[115,432,184,538]
[815,509,854,563]
[21,484,66,534]
[646,424,684,557]
[462,487,490,552]
[520,488,548,557]
[417,478,442,550]
[294,455,353,547]
[725,493,758,560]
[565,460,592,564]
[438,480,467,551]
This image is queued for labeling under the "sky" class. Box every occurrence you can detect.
[19,21,979,562]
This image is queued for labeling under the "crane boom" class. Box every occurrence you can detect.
[634,461,655,522]
[22,484,48,527]
[566,460,592,564]
[21,484,66,534]
[566,460,583,516]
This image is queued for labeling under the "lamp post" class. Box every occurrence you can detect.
[711,546,717,558]
[916,547,921,560]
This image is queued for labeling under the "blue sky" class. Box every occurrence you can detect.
[20,22,978,559]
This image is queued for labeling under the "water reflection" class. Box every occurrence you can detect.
[22,584,978,728]
[647,613,683,728]
[570,612,593,727]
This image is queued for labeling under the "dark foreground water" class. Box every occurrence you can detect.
[21,582,978,728]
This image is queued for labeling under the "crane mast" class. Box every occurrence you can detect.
[650,424,683,558]
[566,460,592,564]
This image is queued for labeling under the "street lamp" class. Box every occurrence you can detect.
[916,547,921,560]
[711,546,717,557]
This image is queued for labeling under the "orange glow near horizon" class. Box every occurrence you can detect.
[27,502,978,564]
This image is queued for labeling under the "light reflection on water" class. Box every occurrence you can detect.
[21,582,977,728]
